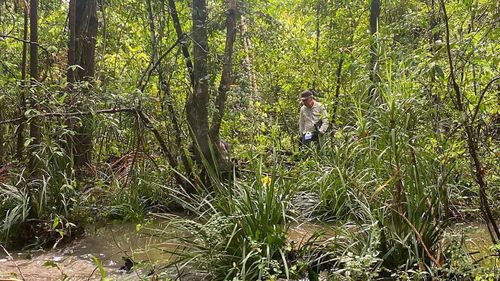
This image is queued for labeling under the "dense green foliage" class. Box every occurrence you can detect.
[0,0,499,279]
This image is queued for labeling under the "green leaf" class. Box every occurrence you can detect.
[433,64,444,80]
[52,216,60,229]
[43,260,58,268]
[58,93,67,104]
[91,255,107,280]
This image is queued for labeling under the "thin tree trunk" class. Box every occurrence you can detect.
[428,0,440,132]
[0,112,3,164]
[28,0,41,176]
[241,15,257,98]
[145,0,158,67]
[168,0,194,87]
[16,2,29,161]
[427,0,451,218]
[331,55,343,123]
[147,0,193,181]
[368,0,381,100]
[65,0,77,176]
[161,1,191,178]
[67,0,76,84]
[210,0,237,144]
[332,14,358,124]
[312,0,321,90]
[440,0,500,243]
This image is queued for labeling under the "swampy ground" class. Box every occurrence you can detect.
[1,0,499,279]
[0,221,494,281]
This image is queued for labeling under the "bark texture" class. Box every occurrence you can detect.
[187,0,211,165]
[28,0,41,176]
[210,0,237,143]
[16,2,29,161]
[67,0,98,179]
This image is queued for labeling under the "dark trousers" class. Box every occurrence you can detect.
[299,132,320,150]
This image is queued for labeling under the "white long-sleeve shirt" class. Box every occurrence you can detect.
[299,101,329,135]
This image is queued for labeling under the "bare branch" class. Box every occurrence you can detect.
[0,108,137,125]
[0,34,50,55]
[471,76,500,124]
[1,244,26,281]
[137,39,180,92]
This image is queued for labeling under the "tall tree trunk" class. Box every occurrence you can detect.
[241,15,257,98]
[368,0,381,100]
[67,0,98,179]
[28,0,41,176]
[428,0,441,130]
[145,0,158,70]
[16,1,29,161]
[332,13,359,124]
[67,0,76,83]
[187,0,212,179]
[427,0,451,218]
[210,0,237,143]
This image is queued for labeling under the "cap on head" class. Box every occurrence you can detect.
[300,90,313,101]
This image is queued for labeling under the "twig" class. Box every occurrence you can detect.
[0,107,137,125]
[87,266,98,281]
[0,34,50,54]
[137,38,180,92]
[0,244,26,281]
[471,76,500,123]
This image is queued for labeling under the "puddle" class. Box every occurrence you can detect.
[0,221,168,280]
[447,222,498,268]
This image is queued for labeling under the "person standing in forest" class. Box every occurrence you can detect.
[299,90,329,149]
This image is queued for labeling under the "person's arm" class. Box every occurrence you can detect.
[299,107,304,135]
[318,105,329,134]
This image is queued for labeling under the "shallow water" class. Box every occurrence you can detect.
[0,220,495,280]
[447,222,498,267]
[0,219,320,280]
[0,221,168,280]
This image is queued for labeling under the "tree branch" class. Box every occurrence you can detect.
[1,107,186,185]
[471,76,500,124]
[439,0,500,243]
[137,38,180,92]
[0,34,50,55]
[0,108,137,125]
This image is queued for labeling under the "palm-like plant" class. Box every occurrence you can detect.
[152,161,295,280]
